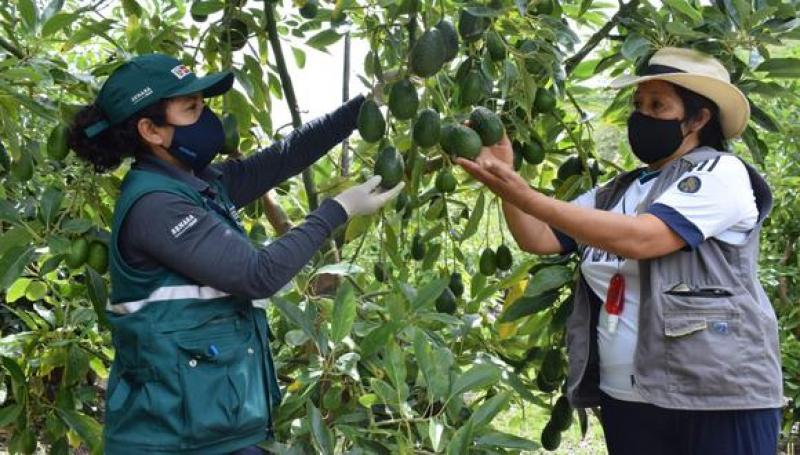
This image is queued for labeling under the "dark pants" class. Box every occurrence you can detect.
[600,392,781,455]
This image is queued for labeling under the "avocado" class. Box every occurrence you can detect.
[11,151,33,182]
[395,191,409,213]
[557,156,583,181]
[65,238,89,269]
[485,30,506,61]
[47,124,70,161]
[541,348,563,383]
[458,9,489,42]
[533,87,557,114]
[479,247,497,276]
[435,287,457,314]
[536,371,558,393]
[434,169,457,193]
[299,0,318,19]
[435,20,459,62]
[373,145,404,189]
[410,29,446,78]
[469,107,504,146]
[411,233,426,261]
[541,420,562,451]
[357,99,386,143]
[516,138,545,165]
[388,79,419,120]
[449,272,464,297]
[440,124,482,160]
[551,396,573,432]
[413,108,441,148]
[495,244,513,271]
[531,0,555,15]
[222,18,249,51]
[86,242,109,275]
[222,114,240,155]
[459,69,487,107]
[373,262,387,282]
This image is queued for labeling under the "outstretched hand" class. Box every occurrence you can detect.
[456,153,537,211]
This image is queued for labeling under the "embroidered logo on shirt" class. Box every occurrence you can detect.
[170,214,198,238]
[677,176,702,193]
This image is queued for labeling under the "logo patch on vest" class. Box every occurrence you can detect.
[677,176,701,193]
[170,214,198,238]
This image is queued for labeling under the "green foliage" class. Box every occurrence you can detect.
[0,0,799,453]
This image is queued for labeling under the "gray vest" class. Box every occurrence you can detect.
[566,147,782,410]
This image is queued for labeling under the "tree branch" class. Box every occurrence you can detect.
[0,36,24,59]
[264,0,319,211]
[341,32,352,177]
[563,0,641,76]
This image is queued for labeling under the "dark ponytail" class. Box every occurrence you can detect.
[673,84,727,151]
[67,100,169,173]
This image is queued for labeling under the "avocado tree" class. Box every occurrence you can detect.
[0,0,799,453]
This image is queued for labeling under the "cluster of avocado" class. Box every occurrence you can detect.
[65,237,109,274]
[478,244,513,276]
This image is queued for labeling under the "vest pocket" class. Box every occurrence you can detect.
[175,320,267,443]
[662,293,742,396]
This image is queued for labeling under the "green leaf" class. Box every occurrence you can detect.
[446,420,474,455]
[663,0,703,24]
[361,321,402,358]
[56,409,103,454]
[499,290,560,322]
[460,192,484,241]
[411,277,449,311]
[0,403,22,427]
[19,0,39,30]
[64,344,90,386]
[0,245,35,291]
[470,390,512,429]
[345,214,374,242]
[526,265,573,295]
[42,12,76,37]
[749,102,780,132]
[6,278,31,303]
[475,431,540,450]
[307,30,342,52]
[0,82,58,121]
[273,297,322,353]
[292,47,307,69]
[741,126,768,166]
[85,268,110,330]
[429,418,445,452]
[307,402,334,455]
[464,6,503,17]
[191,0,224,15]
[2,356,28,398]
[25,280,47,301]
[40,0,65,23]
[61,218,93,234]
[330,282,356,343]
[0,199,21,224]
[449,364,501,399]
[756,58,800,78]
[40,186,64,228]
[620,35,651,62]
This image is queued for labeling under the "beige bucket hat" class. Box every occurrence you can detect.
[609,47,750,139]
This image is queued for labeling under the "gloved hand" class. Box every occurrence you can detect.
[334,175,405,217]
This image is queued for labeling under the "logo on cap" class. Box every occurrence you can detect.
[171,65,193,80]
[131,86,154,104]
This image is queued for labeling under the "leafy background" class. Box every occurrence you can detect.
[0,0,799,453]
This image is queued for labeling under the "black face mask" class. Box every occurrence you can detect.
[627,111,687,165]
[167,106,225,173]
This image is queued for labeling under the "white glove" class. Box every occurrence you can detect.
[334,175,405,217]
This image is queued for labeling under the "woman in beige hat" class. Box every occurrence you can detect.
[459,47,782,454]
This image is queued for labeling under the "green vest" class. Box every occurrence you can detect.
[103,169,281,454]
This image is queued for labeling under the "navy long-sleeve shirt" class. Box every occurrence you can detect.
[118,95,365,299]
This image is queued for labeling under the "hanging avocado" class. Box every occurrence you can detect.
[449,272,464,297]
[410,29,447,78]
[440,124,482,161]
[222,18,249,51]
[495,244,513,271]
[47,124,70,161]
[299,0,319,19]
[469,107,504,146]
[434,19,459,62]
[357,99,386,143]
[373,145,404,189]
[388,80,419,120]
[435,287,457,314]
[434,169,457,194]
[458,9,489,42]
[222,114,240,155]
[533,87,557,114]
[411,233,426,261]
[485,30,506,61]
[479,248,497,276]
[413,108,441,148]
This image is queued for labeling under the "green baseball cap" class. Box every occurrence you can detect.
[84,54,234,138]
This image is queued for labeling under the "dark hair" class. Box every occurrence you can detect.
[673,84,727,151]
[67,100,168,173]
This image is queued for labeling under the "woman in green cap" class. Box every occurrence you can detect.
[67,54,403,454]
